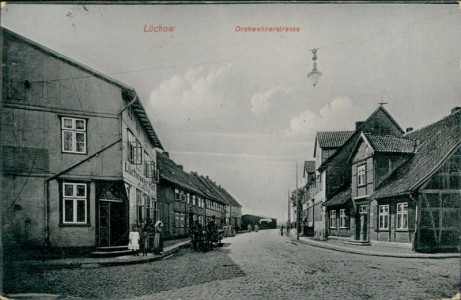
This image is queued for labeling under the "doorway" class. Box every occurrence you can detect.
[98,200,127,247]
[96,182,128,247]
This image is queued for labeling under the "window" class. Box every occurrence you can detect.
[175,213,180,227]
[136,190,145,224]
[146,196,155,222]
[329,210,337,228]
[192,195,196,206]
[62,117,86,154]
[180,213,185,227]
[186,193,190,204]
[128,129,142,165]
[397,202,408,230]
[62,182,87,224]
[379,205,389,230]
[339,209,348,228]
[175,189,180,201]
[357,164,366,186]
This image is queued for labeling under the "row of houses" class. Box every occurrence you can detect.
[1,28,241,256]
[293,105,460,253]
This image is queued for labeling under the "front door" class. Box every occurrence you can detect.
[98,200,127,247]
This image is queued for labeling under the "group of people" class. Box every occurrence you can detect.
[190,216,219,248]
[128,220,164,256]
[247,224,259,232]
[279,223,291,236]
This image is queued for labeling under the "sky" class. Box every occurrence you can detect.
[2,3,460,222]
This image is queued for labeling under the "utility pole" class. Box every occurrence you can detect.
[287,189,291,225]
[296,162,300,241]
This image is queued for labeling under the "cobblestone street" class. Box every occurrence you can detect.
[5,230,460,300]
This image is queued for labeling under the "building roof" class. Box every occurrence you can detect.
[216,184,242,208]
[157,152,204,196]
[372,109,461,199]
[189,172,225,204]
[193,174,230,206]
[364,133,417,153]
[303,161,316,178]
[316,131,354,149]
[318,106,404,171]
[323,188,351,207]
[3,28,163,149]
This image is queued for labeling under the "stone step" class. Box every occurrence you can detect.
[90,249,133,258]
[343,240,371,246]
[94,245,129,252]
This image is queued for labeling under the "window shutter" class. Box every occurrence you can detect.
[408,202,415,231]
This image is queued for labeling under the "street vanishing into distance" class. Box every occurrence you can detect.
[5,230,459,300]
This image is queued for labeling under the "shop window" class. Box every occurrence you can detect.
[136,190,145,225]
[379,205,389,230]
[62,182,87,224]
[62,117,87,154]
[397,202,408,230]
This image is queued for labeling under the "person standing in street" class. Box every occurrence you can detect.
[247,224,252,233]
[153,221,164,255]
[128,225,140,256]
[255,224,259,232]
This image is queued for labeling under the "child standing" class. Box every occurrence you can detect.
[128,225,140,256]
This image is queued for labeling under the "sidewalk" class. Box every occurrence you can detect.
[6,239,191,270]
[289,230,459,259]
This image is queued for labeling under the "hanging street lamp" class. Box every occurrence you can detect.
[307,48,322,87]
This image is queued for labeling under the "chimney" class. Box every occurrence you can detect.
[451,107,461,114]
[406,127,413,133]
[178,165,183,170]
[163,152,169,157]
[355,121,364,130]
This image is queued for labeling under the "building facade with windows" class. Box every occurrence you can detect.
[369,108,460,252]
[156,152,207,239]
[189,173,227,228]
[196,175,242,229]
[2,28,163,254]
[319,106,405,239]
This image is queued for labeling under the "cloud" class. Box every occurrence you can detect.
[149,63,255,133]
[250,86,293,115]
[286,96,361,139]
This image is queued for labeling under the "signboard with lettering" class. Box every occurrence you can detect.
[123,160,156,195]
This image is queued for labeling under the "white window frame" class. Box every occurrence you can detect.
[339,209,347,228]
[62,182,87,224]
[379,205,389,230]
[357,164,366,187]
[329,210,337,228]
[397,202,408,230]
[62,117,87,154]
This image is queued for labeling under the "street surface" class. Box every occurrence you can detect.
[4,229,460,299]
